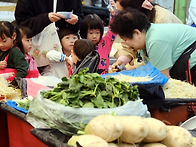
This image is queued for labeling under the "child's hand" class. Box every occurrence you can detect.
[111,62,119,72]
[0,61,7,69]
[65,58,73,69]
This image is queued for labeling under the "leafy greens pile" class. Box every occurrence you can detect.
[42,68,139,108]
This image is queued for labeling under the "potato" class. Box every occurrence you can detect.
[115,116,149,144]
[143,118,168,142]
[84,115,123,142]
[161,126,193,147]
[67,134,109,147]
[108,143,118,147]
[142,143,167,147]
[108,143,136,147]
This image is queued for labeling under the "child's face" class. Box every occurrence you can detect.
[71,50,79,64]
[87,29,101,45]
[0,33,16,52]
[61,34,78,54]
[22,35,32,54]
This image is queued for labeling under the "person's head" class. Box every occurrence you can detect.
[114,0,155,22]
[58,29,79,56]
[71,39,95,64]
[0,21,23,53]
[110,8,151,50]
[19,26,33,54]
[80,14,104,45]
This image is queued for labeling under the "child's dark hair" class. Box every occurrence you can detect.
[110,8,151,39]
[19,26,33,39]
[80,14,104,43]
[57,29,79,41]
[0,21,24,54]
[73,39,95,60]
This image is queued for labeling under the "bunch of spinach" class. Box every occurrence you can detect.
[42,68,139,108]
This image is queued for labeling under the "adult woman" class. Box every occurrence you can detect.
[15,0,84,36]
[112,0,182,71]
[110,8,196,84]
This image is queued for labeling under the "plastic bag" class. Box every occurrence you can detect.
[27,90,150,134]
[30,23,62,67]
[101,62,168,86]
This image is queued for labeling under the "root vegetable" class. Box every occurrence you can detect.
[142,143,167,147]
[108,143,136,147]
[67,134,109,147]
[115,116,149,144]
[84,115,123,142]
[143,118,167,142]
[161,126,193,147]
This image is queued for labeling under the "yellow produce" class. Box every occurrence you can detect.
[142,143,167,147]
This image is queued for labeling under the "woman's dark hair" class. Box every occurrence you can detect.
[110,8,151,39]
[73,39,95,60]
[19,26,33,39]
[58,29,79,41]
[0,21,24,54]
[115,0,156,23]
[79,14,104,43]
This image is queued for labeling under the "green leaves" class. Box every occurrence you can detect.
[42,68,139,108]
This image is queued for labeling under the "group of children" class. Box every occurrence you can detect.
[0,0,117,80]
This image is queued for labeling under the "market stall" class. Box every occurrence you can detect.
[0,64,196,146]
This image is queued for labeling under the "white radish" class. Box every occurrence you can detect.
[67,134,109,147]
[143,117,168,142]
[161,126,193,147]
[84,114,123,142]
[115,116,149,144]
[142,143,167,147]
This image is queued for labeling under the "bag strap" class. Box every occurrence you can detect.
[53,0,57,13]
[181,40,196,56]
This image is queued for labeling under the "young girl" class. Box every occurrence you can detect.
[79,0,117,74]
[0,21,28,80]
[71,39,100,75]
[19,26,39,78]
[46,29,79,79]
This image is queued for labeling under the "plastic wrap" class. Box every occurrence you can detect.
[26,90,150,134]
[101,62,168,86]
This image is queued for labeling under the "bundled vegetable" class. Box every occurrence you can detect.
[84,115,123,142]
[42,68,139,108]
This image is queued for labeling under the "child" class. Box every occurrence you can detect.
[79,0,117,74]
[45,29,79,79]
[71,39,100,75]
[0,21,28,80]
[19,26,39,78]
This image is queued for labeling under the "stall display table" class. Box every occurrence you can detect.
[149,98,196,125]
[0,103,47,147]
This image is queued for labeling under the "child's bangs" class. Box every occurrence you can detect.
[88,20,102,30]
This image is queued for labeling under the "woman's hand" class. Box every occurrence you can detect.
[0,61,7,69]
[65,14,78,25]
[48,12,64,22]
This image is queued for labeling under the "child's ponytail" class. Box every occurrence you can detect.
[0,21,24,54]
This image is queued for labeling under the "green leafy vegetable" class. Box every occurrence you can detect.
[41,68,139,108]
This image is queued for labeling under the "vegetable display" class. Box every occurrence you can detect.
[68,114,195,147]
[41,68,139,108]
